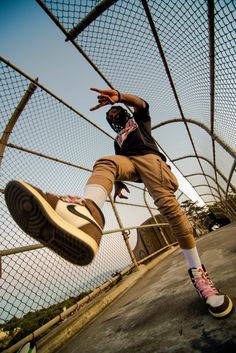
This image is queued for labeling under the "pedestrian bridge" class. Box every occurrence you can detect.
[38,223,236,353]
[0,1,235,352]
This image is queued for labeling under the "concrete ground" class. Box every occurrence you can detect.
[56,223,236,353]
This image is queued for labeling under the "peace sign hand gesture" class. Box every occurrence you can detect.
[90,88,120,111]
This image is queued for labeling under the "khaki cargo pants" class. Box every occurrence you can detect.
[87,154,195,249]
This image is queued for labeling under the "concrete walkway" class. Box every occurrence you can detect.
[57,223,236,353]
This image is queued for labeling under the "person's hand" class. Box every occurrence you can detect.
[114,181,130,202]
[90,88,120,111]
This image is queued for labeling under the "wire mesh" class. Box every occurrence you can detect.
[0,0,236,350]
[42,0,235,204]
[0,60,151,328]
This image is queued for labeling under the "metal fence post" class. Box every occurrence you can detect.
[109,195,139,269]
[0,80,38,168]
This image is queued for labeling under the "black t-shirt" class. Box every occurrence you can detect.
[114,103,166,162]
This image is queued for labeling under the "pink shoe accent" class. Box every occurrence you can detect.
[48,193,85,205]
[189,265,234,317]
[191,267,219,299]
[59,195,85,205]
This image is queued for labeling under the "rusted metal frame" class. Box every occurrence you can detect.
[153,137,204,204]
[177,191,183,201]
[4,263,135,353]
[208,0,221,200]
[0,81,38,168]
[65,0,119,41]
[204,201,234,223]
[199,193,220,200]
[177,191,192,202]
[226,198,236,214]
[225,159,236,198]
[225,200,236,220]
[5,143,92,172]
[0,221,169,258]
[0,56,114,140]
[204,200,214,205]
[5,237,177,353]
[4,144,156,211]
[35,1,134,115]
[0,244,44,257]
[204,199,235,222]
[223,199,236,220]
[153,118,236,200]
[137,242,178,264]
[194,184,221,195]
[141,0,215,201]
[208,1,218,187]
[108,194,139,268]
[201,196,236,220]
[221,200,236,221]
[35,2,205,204]
[195,185,232,213]
[143,188,170,247]
[35,0,114,89]
[152,118,236,160]
[173,155,236,193]
[185,173,225,194]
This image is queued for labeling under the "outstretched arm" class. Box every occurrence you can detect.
[90,88,146,112]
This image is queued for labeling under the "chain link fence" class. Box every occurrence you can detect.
[39,0,235,203]
[0,0,235,351]
[0,57,182,352]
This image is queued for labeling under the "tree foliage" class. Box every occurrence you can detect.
[0,291,90,352]
[180,195,235,233]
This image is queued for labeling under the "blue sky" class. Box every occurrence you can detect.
[0,0,107,120]
[0,0,205,205]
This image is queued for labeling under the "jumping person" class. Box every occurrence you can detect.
[4,88,233,318]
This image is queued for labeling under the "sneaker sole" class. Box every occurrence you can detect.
[4,180,99,266]
[208,295,234,318]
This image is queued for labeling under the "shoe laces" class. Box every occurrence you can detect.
[59,195,85,204]
[192,268,219,299]
[48,192,85,205]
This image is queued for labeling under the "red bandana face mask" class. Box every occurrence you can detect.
[115,118,138,147]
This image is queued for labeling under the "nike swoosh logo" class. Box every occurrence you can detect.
[67,205,101,230]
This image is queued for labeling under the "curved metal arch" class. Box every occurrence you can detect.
[185,173,225,194]
[172,155,236,193]
[177,191,183,201]
[199,193,221,200]
[177,193,193,203]
[152,118,236,159]
[140,0,216,203]
[37,0,220,209]
[173,154,223,202]
[193,184,220,195]
[153,119,236,199]
[202,198,236,219]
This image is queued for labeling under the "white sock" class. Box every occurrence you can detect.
[182,247,202,269]
[83,184,108,209]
